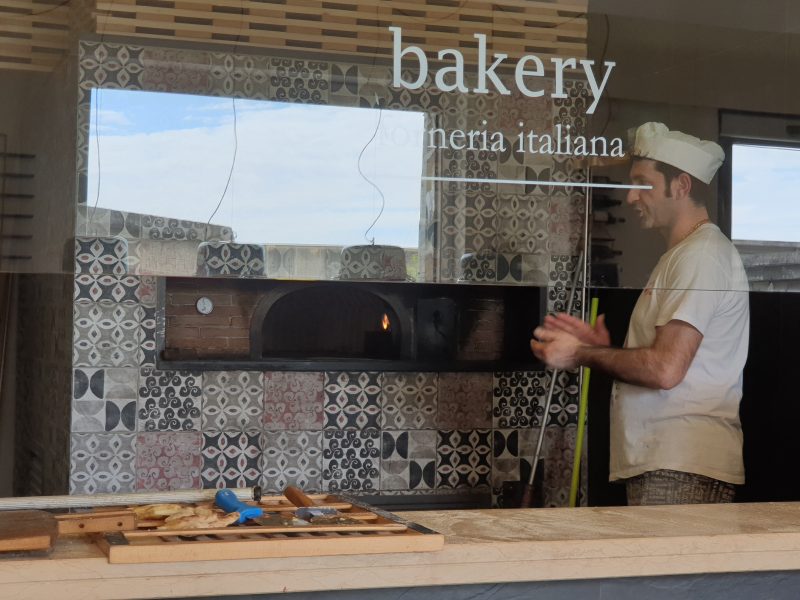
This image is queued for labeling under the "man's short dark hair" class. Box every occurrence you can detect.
[632,156,710,206]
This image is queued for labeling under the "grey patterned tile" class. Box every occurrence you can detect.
[323,372,382,429]
[492,371,548,429]
[138,306,156,366]
[322,429,380,492]
[141,47,212,94]
[541,425,579,508]
[548,194,587,255]
[497,194,549,254]
[109,210,143,239]
[135,432,202,491]
[381,430,436,490]
[496,253,523,284]
[265,245,295,278]
[522,253,549,285]
[437,373,492,429]
[79,42,144,90]
[262,431,323,493]
[72,367,137,432]
[76,205,110,237]
[210,53,270,98]
[381,372,437,430]
[263,372,324,430]
[202,371,264,432]
[201,431,262,488]
[442,190,498,254]
[436,429,492,489]
[73,301,143,367]
[137,368,202,432]
[70,433,136,494]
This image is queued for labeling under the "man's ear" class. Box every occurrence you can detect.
[672,172,692,199]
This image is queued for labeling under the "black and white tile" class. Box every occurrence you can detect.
[269,58,329,104]
[322,429,380,492]
[70,433,136,494]
[137,368,202,432]
[201,431,262,488]
[261,431,323,492]
[141,215,232,242]
[491,428,540,499]
[74,274,140,304]
[323,371,382,429]
[492,371,548,429]
[381,430,436,490]
[202,371,264,432]
[436,429,492,489]
[381,373,437,430]
[75,237,129,276]
[547,370,581,427]
[196,242,266,277]
[72,367,137,432]
[548,254,583,314]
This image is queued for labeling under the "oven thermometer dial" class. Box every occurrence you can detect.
[196,297,214,315]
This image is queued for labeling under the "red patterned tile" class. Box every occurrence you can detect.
[437,372,492,429]
[263,372,324,430]
[135,432,202,491]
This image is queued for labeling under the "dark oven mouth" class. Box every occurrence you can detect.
[252,282,411,361]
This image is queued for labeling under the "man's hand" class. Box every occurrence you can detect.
[530,326,584,370]
[542,313,611,347]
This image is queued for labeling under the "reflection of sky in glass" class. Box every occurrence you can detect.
[87,89,425,247]
[732,144,800,243]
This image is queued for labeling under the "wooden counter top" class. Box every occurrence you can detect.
[4,502,800,599]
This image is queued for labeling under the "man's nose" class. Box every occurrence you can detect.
[626,189,638,204]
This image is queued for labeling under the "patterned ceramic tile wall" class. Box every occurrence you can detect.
[70,40,589,505]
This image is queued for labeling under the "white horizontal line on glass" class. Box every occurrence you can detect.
[422,176,652,190]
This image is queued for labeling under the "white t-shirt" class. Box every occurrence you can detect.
[609,223,750,484]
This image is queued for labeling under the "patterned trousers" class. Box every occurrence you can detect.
[625,469,736,506]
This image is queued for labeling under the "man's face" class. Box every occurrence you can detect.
[626,159,673,230]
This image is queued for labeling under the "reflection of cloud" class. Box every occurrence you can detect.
[732,145,800,242]
[94,109,133,133]
[87,96,425,247]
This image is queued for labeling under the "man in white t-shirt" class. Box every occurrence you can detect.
[530,122,750,505]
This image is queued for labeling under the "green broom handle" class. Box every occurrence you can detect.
[569,297,599,508]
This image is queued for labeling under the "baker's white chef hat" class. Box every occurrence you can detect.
[632,122,725,184]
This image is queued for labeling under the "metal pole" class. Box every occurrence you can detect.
[520,251,584,507]
[0,487,260,511]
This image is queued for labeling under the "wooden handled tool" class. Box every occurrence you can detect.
[283,485,317,508]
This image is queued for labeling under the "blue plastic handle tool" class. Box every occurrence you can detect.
[215,489,264,524]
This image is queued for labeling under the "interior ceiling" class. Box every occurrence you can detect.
[1,0,589,73]
[589,0,800,35]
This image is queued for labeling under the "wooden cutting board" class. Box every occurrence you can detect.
[0,510,57,552]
